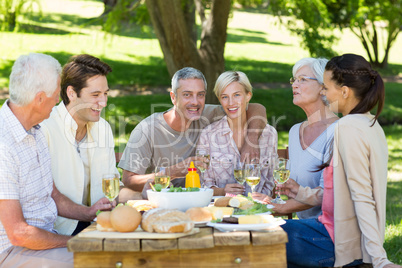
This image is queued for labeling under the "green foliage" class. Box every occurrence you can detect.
[269,0,337,58]
[0,0,41,31]
[269,0,402,67]
[102,0,150,34]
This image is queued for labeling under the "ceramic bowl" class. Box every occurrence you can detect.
[146,188,214,212]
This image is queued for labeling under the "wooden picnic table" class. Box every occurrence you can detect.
[67,223,288,267]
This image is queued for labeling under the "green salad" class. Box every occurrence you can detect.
[232,194,271,215]
[233,202,271,215]
[167,187,200,192]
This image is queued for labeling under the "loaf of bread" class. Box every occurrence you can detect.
[141,208,194,233]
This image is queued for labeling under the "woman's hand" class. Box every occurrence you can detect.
[224,183,245,195]
[276,178,300,199]
[251,192,272,204]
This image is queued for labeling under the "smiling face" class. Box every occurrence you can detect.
[322,70,344,114]
[219,81,251,121]
[292,66,323,108]
[66,75,109,126]
[171,78,206,123]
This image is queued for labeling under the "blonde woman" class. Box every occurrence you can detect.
[197,71,277,196]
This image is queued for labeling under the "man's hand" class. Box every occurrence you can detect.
[142,179,154,199]
[89,197,115,219]
[169,156,205,178]
[224,183,245,195]
[276,178,300,199]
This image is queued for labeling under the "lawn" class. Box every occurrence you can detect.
[0,0,401,264]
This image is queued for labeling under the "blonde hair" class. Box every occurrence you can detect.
[213,71,252,97]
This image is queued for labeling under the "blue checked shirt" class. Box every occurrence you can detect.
[0,100,58,253]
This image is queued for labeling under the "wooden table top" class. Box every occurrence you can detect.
[67,223,288,253]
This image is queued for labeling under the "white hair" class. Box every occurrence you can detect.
[9,53,62,106]
[292,57,328,85]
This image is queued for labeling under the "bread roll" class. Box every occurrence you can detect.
[141,208,194,233]
[214,196,232,207]
[110,205,141,232]
[96,211,116,232]
[185,207,212,222]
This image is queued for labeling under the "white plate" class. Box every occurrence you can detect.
[207,218,285,232]
[231,211,272,218]
[194,221,209,227]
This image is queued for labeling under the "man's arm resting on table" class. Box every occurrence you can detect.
[51,183,112,222]
[242,103,267,161]
[0,200,71,250]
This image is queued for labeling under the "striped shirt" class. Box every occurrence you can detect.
[0,100,58,253]
[198,116,277,196]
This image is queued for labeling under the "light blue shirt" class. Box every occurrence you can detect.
[288,121,336,219]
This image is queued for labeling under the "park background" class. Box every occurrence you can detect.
[0,0,400,264]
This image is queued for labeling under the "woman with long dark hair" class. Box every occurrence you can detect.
[280,54,400,268]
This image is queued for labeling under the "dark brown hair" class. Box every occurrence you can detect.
[325,53,385,124]
[318,54,385,170]
[61,54,112,105]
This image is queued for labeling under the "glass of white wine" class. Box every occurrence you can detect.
[154,166,171,189]
[102,173,120,202]
[234,157,245,185]
[244,163,261,193]
[195,147,210,188]
[273,158,290,204]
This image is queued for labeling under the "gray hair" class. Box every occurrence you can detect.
[292,57,328,85]
[213,71,252,97]
[171,67,207,94]
[9,53,62,106]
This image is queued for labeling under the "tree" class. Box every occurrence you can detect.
[269,0,402,68]
[145,0,231,103]
[0,0,40,31]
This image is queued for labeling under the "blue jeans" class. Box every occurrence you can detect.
[282,219,364,268]
[282,218,335,268]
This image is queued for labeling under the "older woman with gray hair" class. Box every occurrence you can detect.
[197,71,277,196]
[254,57,338,219]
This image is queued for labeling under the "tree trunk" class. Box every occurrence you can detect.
[103,0,118,15]
[145,0,231,104]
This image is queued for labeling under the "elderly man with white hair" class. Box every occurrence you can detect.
[0,53,112,267]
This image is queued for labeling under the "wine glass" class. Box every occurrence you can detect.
[244,163,261,193]
[102,173,120,202]
[195,147,210,188]
[154,166,171,189]
[233,157,245,185]
[273,158,290,204]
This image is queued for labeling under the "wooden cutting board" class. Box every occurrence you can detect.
[78,227,200,239]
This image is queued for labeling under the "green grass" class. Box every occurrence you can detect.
[0,0,401,263]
